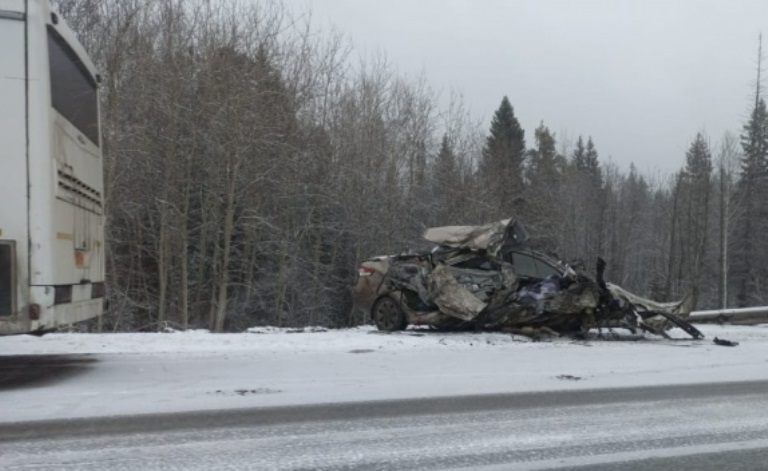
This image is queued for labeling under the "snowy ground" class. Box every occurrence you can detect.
[1,324,767,424]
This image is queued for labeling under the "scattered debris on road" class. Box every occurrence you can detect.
[211,388,282,396]
[713,337,739,347]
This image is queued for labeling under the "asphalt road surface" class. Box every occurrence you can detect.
[3,381,768,470]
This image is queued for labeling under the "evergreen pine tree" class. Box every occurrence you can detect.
[528,122,560,188]
[479,96,525,217]
[680,133,713,307]
[736,98,768,306]
[523,122,564,249]
[686,133,714,177]
[571,136,586,170]
[433,134,462,223]
[734,35,768,306]
[571,136,602,189]
[572,137,605,267]
[741,98,768,180]
[584,137,603,188]
[435,134,458,181]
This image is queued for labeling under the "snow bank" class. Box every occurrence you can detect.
[1,324,766,423]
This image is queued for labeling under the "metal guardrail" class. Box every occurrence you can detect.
[689,306,768,324]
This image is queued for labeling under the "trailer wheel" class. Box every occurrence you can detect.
[373,295,407,331]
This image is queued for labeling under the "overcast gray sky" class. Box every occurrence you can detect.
[292,0,767,175]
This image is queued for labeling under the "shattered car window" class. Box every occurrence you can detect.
[510,252,561,279]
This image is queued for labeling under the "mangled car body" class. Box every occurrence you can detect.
[353,219,702,339]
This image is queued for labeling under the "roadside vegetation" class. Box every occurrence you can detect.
[54,0,768,332]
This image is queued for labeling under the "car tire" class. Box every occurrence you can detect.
[373,295,408,331]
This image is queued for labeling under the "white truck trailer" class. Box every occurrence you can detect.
[0,0,105,334]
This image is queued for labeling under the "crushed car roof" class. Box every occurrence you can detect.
[423,218,529,256]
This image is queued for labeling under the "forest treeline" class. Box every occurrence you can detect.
[54,0,768,331]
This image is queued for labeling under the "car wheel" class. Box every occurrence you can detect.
[373,295,407,331]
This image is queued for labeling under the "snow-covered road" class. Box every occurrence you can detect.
[1,324,766,423]
[3,381,768,470]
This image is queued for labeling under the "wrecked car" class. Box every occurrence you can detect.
[352,218,702,339]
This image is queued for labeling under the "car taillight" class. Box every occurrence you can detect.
[359,266,375,277]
